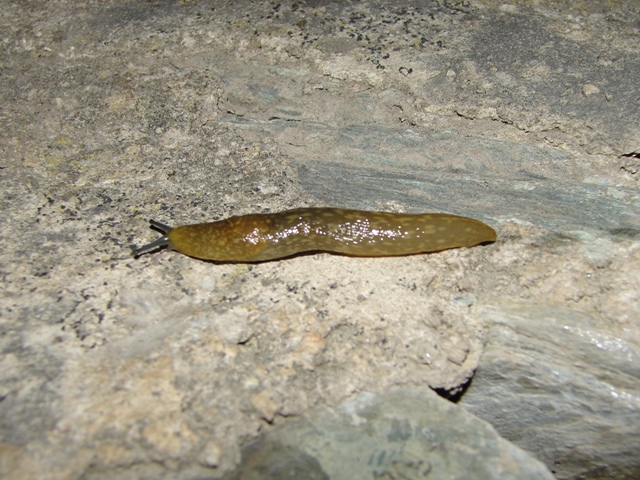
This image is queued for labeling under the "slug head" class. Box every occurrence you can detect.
[133,220,173,257]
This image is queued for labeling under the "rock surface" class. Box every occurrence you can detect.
[0,1,638,479]
[460,302,640,480]
[223,387,556,480]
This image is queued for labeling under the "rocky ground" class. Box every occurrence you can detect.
[1,1,638,479]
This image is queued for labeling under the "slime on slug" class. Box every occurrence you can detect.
[133,208,497,262]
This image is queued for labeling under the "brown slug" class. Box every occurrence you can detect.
[133,208,496,262]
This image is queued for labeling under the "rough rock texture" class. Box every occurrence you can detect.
[223,387,556,480]
[460,302,640,480]
[0,1,638,479]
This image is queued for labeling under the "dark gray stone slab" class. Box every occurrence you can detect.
[224,387,556,480]
[460,303,640,480]
[222,117,640,234]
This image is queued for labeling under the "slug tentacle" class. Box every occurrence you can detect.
[149,220,173,234]
[133,208,497,262]
[132,219,174,257]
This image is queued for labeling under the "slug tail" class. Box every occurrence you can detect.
[132,219,174,257]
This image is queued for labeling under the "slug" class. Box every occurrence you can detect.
[133,208,496,262]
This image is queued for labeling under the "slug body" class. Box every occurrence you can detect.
[134,208,496,262]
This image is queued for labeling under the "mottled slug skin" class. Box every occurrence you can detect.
[167,208,496,262]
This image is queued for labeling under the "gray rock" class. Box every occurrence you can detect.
[460,303,640,480]
[1,1,639,479]
[224,387,555,480]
